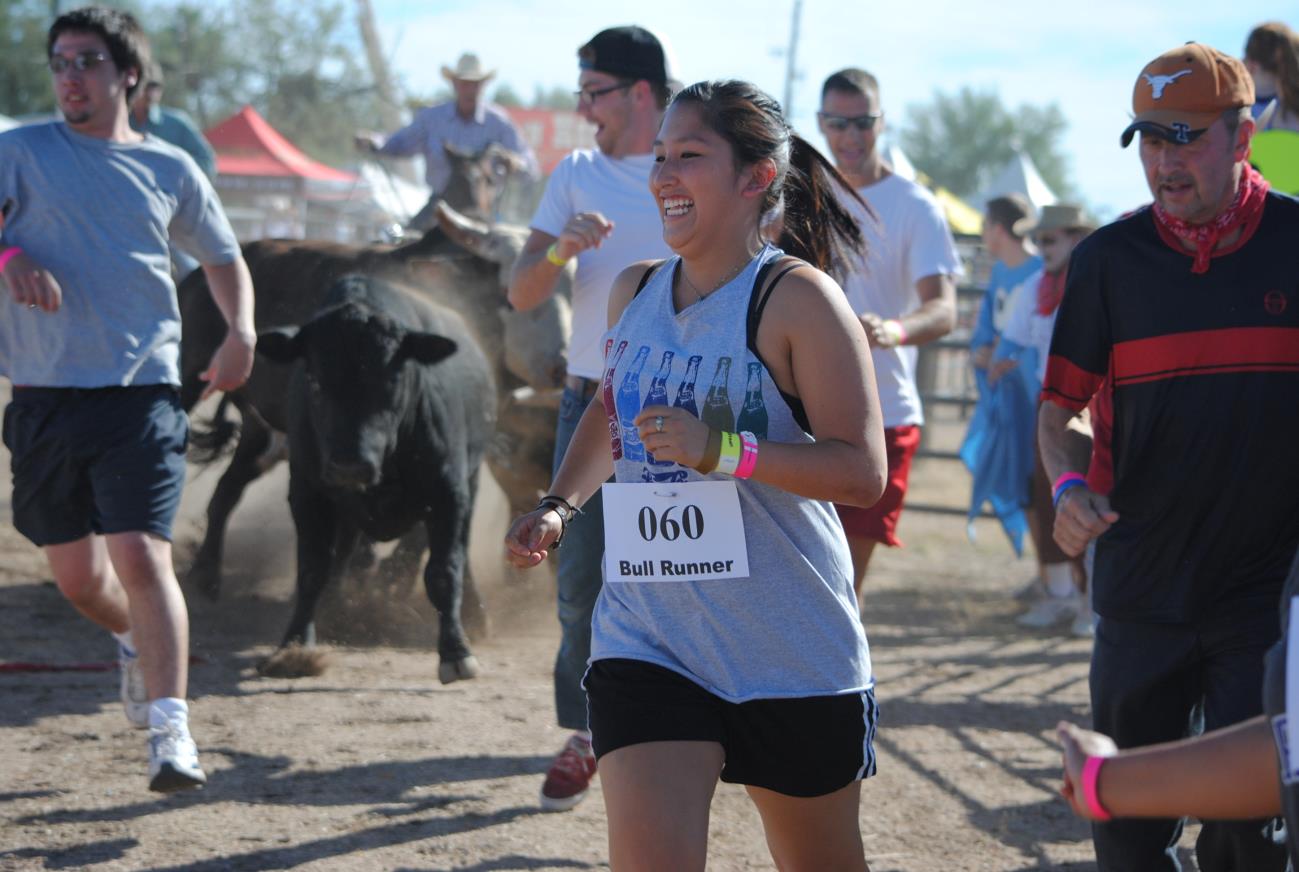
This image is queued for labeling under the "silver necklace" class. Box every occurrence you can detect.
[679,251,758,303]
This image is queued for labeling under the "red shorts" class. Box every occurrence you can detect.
[834,424,920,547]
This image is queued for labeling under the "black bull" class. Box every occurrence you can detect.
[178,224,562,608]
[256,274,493,683]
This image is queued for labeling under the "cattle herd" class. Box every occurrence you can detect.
[176,152,573,680]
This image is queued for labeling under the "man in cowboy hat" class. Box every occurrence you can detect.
[356,52,537,228]
[1039,41,1299,871]
[991,203,1094,635]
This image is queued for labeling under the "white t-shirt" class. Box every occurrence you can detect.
[837,173,963,428]
[530,149,671,379]
[1001,266,1054,384]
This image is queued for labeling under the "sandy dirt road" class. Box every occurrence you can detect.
[0,401,1203,871]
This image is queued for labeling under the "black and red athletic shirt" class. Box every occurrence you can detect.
[1043,192,1299,623]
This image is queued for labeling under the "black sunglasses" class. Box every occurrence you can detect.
[574,81,632,105]
[818,112,881,132]
[48,51,109,74]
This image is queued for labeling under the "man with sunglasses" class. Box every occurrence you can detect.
[507,24,675,813]
[0,6,254,792]
[355,52,538,230]
[1039,42,1299,871]
[817,68,961,598]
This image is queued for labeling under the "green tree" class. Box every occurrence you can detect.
[530,84,575,111]
[0,0,73,118]
[2,0,388,167]
[899,87,1076,202]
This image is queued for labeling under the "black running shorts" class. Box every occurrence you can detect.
[585,657,879,798]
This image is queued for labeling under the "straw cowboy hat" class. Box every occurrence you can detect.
[1014,203,1095,237]
[441,53,495,83]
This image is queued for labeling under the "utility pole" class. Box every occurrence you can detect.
[354,0,418,182]
[782,0,803,119]
[354,0,402,132]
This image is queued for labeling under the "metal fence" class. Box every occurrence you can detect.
[907,237,994,518]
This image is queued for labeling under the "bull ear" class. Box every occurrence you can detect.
[256,326,303,362]
[400,332,457,365]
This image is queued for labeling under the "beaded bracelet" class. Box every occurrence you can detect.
[1081,755,1113,822]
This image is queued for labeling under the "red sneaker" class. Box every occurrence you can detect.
[539,733,597,812]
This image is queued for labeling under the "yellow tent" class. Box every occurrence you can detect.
[933,187,983,236]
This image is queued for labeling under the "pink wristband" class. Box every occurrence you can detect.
[735,431,759,479]
[1052,471,1087,504]
[1081,755,1112,822]
[0,246,22,272]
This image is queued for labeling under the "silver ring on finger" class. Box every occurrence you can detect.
[654,415,664,433]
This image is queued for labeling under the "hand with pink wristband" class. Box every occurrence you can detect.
[0,246,63,313]
[1050,468,1119,558]
[1057,722,1118,821]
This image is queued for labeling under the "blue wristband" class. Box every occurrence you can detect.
[1053,478,1087,509]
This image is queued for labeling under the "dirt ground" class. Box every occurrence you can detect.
[0,399,1203,872]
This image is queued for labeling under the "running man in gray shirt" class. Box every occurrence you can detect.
[0,6,255,793]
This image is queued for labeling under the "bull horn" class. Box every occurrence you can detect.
[435,201,490,246]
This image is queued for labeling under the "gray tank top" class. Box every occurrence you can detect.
[589,243,873,702]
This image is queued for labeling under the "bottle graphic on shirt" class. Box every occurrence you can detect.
[601,339,629,459]
[672,354,703,418]
[645,351,675,467]
[701,356,734,432]
[736,361,769,440]
[617,345,651,462]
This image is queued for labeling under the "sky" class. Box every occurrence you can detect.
[362,0,1282,220]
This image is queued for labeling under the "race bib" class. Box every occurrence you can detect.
[602,480,749,582]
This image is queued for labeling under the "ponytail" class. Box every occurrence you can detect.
[778,134,870,273]
[671,80,872,275]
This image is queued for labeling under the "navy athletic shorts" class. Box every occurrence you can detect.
[3,385,189,546]
[585,657,879,798]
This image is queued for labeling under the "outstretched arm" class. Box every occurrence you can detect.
[1058,718,1281,821]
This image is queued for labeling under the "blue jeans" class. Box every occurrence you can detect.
[552,381,605,730]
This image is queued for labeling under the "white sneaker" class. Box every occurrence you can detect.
[118,644,149,729]
[1016,594,1082,629]
[148,714,207,792]
[1070,608,1096,638]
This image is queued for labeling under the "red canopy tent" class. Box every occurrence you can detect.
[206,105,356,184]
[204,106,383,241]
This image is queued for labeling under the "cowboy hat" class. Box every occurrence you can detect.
[441,53,495,83]
[1014,203,1094,237]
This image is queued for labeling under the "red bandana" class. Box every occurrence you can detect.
[1036,268,1067,316]
[1151,163,1270,274]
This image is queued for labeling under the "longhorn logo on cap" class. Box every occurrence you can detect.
[1143,69,1192,99]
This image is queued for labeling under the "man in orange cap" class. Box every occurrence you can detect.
[1038,42,1299,870]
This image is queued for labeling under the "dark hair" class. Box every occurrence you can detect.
[821,68,880,102]
[670,79,866,272]
[48,6,150,104]
[1246,22,1299,116]
[985,194,1033,240]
